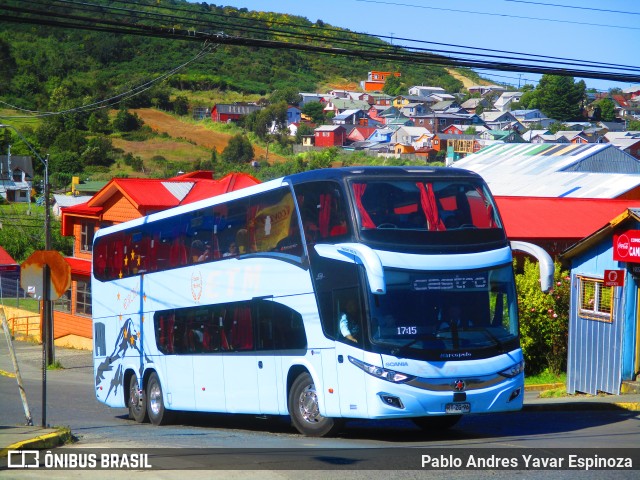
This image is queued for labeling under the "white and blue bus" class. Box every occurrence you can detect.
[91,166,552,436]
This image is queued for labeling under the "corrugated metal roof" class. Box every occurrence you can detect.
[453,143,640,198]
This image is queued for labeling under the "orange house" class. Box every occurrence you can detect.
[55,171,260,349]
[360,71,401,92]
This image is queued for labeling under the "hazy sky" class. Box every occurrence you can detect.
[209,0,640,92]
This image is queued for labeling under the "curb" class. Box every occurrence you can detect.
[524,383,564,392]
[0,428,72,457]
[523,401,640,412]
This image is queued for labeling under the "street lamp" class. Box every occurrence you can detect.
[0,123,52,427]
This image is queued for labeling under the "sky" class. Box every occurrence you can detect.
[206,0,640,92]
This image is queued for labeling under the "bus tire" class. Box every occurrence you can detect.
[413,415,462,431]
[288,372,342,437]
[147,372,173,426]
[128,373,148,423]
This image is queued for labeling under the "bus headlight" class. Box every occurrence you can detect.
[498,361,524,378]
[348,356,415,384]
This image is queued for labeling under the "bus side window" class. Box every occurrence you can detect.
[229,305,253,351]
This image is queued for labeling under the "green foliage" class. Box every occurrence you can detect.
[221,134,255,164]
[173,95,190,116]
[526,75,586,121]
[302,102,325,124]
[383,75,404,96]
[515,259,570,375]
[112,109,143,132]
[628,119,640,130]
[592,98,616,122]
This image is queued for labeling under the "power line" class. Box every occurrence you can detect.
[2,0,640,88]
[503,0,640,16]
[354,0,640,31]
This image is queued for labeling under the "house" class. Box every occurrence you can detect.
[604,132,640,159]
[408,86,446,97]
[0,155,33,203]
[434,133,482,157]
[511,109,555,128]
[493,91,524,112]
[211,103,261,123]
[52,194,93,217]
[360,71,401,92]
[479,130,524,143]
[453,143,640,198]
[391,126,431,146]
[323,99,370,116]
[460,98,491,114]
[468,85,507,96]
[392,95,430,109]
[399,103,429,117]
[314,125,346,147]
[55,172,261,349]
[480,111,523,132]
[521,129,551,142]
[367,127,394,144]
[286,106,302,125]
[0,245,20,298]
[612,95,640,119]
[299,93,326,106]
[558,208,640,395]
[368,93,394,106]
[494,196,640,257]
[430,100,463,113]
[346,126,378,144]
[332,109,368,125]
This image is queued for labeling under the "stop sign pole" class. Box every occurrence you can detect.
[21,250,71,427]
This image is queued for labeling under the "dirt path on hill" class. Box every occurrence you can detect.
[132,108,286,162]
[446,68,488,89]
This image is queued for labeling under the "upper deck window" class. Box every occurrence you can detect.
[349,177,506,251]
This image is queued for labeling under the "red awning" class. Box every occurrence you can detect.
[64,257,92,277]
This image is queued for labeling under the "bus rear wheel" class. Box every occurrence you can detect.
[288,372,342,437]
[128,373,148,423]
[413,415,462,431]
[147,372,173,426]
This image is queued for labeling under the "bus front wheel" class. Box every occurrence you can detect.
[128,374,148,423]
[288,372,342,437]
[147,372,173,426]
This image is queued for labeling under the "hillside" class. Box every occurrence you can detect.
[132,109,287,163]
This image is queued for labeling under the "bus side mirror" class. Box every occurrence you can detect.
[510,241,554,293]
[314,243,386,295]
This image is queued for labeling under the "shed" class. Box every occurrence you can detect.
[559,209,640,395]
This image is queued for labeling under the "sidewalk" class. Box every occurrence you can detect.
[2,341,640,455]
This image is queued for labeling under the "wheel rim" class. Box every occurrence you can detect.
[298,383,321,424]
[130,380,142,412]
[148,381,162,416]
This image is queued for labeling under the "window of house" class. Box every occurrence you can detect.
[81,221,95,253]
[54,289,71,313]
[75,281,92,317]
[578,276,613,322]
[12,170,22,182]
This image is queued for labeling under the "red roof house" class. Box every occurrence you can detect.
[55,171,260,349]
[494,196,640,257]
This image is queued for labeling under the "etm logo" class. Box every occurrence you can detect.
[7,450,40,468]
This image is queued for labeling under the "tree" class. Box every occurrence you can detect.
[87,110,111,133]
[173,95,189,116]
[112,108,143,132]
[383,74,404,97]
[302,102,325,124]
[295,123,314,143]
[534,75,586,121]
[628,119,640,130]
[592,98,616,122]
[221,134,255,164]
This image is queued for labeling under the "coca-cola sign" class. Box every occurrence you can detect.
[613,230,640,263]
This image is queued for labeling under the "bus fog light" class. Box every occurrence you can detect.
[380,394,404,409]
[508,388,521,402]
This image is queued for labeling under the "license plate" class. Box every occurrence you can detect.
[445,402,471,414]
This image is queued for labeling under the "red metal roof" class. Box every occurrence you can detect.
[0,246,17,265]
[182,173,260,204]
[494,196,640,239]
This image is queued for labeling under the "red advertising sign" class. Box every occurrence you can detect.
[604,270,624,287]
[613,230,640,263]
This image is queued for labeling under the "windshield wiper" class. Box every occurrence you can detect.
[476,327,506,352]
[390,333,439,356]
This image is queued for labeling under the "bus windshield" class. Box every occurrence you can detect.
[349,177,505,250]
[368,264,518,360]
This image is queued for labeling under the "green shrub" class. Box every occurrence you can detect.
[515,259,570,375]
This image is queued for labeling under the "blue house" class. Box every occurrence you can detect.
[559,208,640,395]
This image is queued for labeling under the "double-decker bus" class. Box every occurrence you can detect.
[91,167,553,436]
